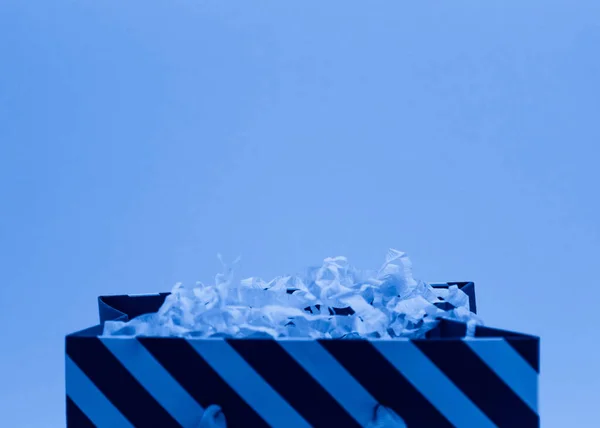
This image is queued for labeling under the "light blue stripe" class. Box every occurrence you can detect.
[372,341,496,428]
[465,338,538,412]
[279,340,378,427]
[100,337,204,427]
[65,356,134,428]
[187,339,312,428]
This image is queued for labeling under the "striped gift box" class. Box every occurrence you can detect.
[65,282,539,428]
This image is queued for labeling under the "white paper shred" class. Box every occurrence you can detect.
[102,249,483,339]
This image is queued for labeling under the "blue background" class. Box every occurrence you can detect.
[1,1,598,426]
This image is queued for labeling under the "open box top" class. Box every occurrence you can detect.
[69,281,538,346]
[65,281,540,427]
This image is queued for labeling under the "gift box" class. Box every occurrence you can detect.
[65,282,539,427]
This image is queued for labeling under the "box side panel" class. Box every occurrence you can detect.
[65,336,539,428]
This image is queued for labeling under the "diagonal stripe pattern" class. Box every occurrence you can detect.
[371,340,496,428]
[413,339,540,427]
[187,339,311,428]
[138,337,270,428]
[66,396,96,428]
[65,356,134,428]
[67,338,179,427]
[66,336,539,428]
[100,337,205,427]
[228,339,362,428]
[464,338,538,413]
[278,339,380,427]
[319,339,454,427]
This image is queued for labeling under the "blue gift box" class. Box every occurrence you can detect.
[65,282,539,427]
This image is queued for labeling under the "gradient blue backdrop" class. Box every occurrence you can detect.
[1,1,599,426]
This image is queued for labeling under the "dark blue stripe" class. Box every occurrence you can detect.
[319,340,453,428]
[413,340,540,427]
[227,339,362,428]
[66,395,96,428]
[139,338,269,428]
[66,337,180,428]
